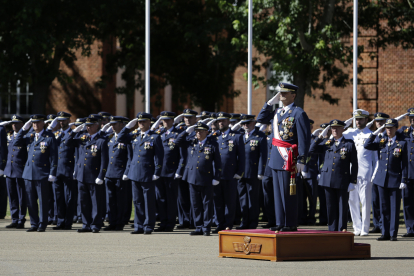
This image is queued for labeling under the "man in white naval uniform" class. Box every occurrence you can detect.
[344,109,377,236]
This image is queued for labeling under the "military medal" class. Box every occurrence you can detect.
[168,138,175,150]
[282,134,289,140]
[288,132,294,137]
[250,140,258,151]
[204,147,211,159]
[228,140,234,151]
[393,148,401,157]
[340,147,347,159]
[91,145,98,156]
[40,142,47,153]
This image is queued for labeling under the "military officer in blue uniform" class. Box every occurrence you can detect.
[400,108,414,238]
[197,111,211,121]
[45,114,59,224]
[212,112,245,232]
[46,112,77,230]
[2,115,27,228]
[174,121,222,236]
[98,112,111,128]
[153,111,183,232]
[208,113,221,137]
[309,120,358,232]
[72,117,86,223]
[117,112,163,234]
[316,123,331,226]
[103,116,132,231]
[364,118,408,241]
[261,127,276,228]
[13,114,58,232]
[0,117,8,220]
[257,83,311,232]
[369,112,389,233]
[235,114,267,229]
[70,115,109,233]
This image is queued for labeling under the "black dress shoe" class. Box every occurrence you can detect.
[103,225,117,231]
[189,231,203,236]
[52,220,57,225]
[154,227,173,232]
[369,227,381,233]
[92,229,100,233]
[47,221,52,225]
[269,226,283,231]
[37,228,45,232]
[390,237,398,241]
[262,223,276,228]
[144,231,152,235]
[64,226,72,230]
[130,230,144,234]
[5,223,18,228]
[52,225,65,230]
[76,219,83,224]
[376,235,390,241]
[130,224,134,228]
[402,233,414,237]
[281,226,297,232]
[115,225,124,231]
[176,224,190,229]
[16,223,25,229]
[203,231,210,236]
[77,228,92,233]
[129,220,134,223]
[26,227,38,232]
[212,228,224,234]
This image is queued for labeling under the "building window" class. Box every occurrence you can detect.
[0,80,33,118]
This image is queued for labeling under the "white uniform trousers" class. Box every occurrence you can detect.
[349,178,372,235]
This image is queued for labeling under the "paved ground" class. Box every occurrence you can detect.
[0,219,413,276]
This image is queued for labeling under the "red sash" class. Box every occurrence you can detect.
[272,138,298,173]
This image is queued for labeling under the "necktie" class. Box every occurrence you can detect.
[166,130,170,135]
[35,133,39,141]
[335,140,339,146]
[388,140,392,147]
[199,142,203,147]
[141,133,145,139]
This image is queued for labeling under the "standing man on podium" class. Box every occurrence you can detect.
[257,83,311,232]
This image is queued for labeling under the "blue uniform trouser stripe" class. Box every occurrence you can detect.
[189,183,213,232]
[272,169,298,227]
[53,177,75,227]
[6,177,26,223]
[78,181,104,230]
[237,178,260,229]
[213,179,237,229]
[25,179,50,229]
[132,181,156,232]
[378,185,401,238]
[156,177,178,229]
[324,187,349,231]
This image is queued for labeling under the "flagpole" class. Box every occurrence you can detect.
[353,0,358,127]
[145,0,150,113]
[247,0,253,115]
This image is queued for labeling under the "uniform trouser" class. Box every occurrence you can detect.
[123,180,132,224]
[377,185,401,238]
[48,182,55,223]
[177,180,193,226]
[72,180,81,221]
[237,178,260,229]
[234,192,242,224]
[189,183,213,232]
[53,177,75,227]
[213,179,237,229]
[106,178,127,227]
[324,187,349,231]
[318,185,328,224]
[402,181,414,234]
[103,181,108,220]
[6,177,26,223]
[349,179,372,234]
[0,176,7,218]
[272,170,298,227]
[156,177,178,229]
[299,177,318,224]
[372,184,382,229]
[132,181,155,232]
[258,180,266,221]
[262,176,275,225]
[25,179,50,229]
[78,181,104,230]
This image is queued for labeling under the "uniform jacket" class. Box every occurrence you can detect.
[264,133,273,177]
[105,133,132,179]
[241,128,267,179]
[4,133,28,178]
[0,126,8,170]
[216,130,245,180]
[118,128,163,182]
[159,126,184,178]
[14,129,58,181]
[178,130,196,177]
[309,136,358,189]
[55,129,77,179]
[403,131,414,180]
[303,134,320,179]
[69,132,109,183]
[364,134,408,188]
[257,103,311,170]
[175,132,222,186]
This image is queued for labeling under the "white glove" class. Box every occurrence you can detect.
[126,118,138,129]
[366,119,375,129]
[317,174,321,181]
[47,117,59,130]
[344,117,353,128]
[186,125,196,134]
[201,118,211,123]
[0,121,12,126]
[69,122,76,126]
[399,183,407,189]
[174,114,185,124]
[373,125,385,136]
[152,175,160,181]
[301,171,309,179]
[212,179,220,186]
[122,175,129,181]
[258,175,264,180]
[267,92,281,105]
[259,124,267,133]
[73,123,86,133]
[48,175,56,182]
[296,163,305,174]
[395,112,409,121]
[101,122,112,133]
[347,183,356,192]
[95,178,104,185]
[231,121,242,131]
[233,174,242,180]
[174,174,182,179]
[150,117,162,131]
[255,122,261,127]
[22,119,32,131]
[73,171,77,180]
[312,128,323,136]
[0,170,4,176]
[371,161,378,182]
[319,126,331,138]
[207,119,217,127]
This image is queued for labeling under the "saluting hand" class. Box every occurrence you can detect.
[267,92,281,105]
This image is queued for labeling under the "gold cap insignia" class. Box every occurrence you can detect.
[219,113,223,117]
[280,83,284,88]
[387,119,392,124]
[33,115,38,119]
[197,122,202,126]
[410,109,414,114]
[12,115,16,119]
[86,118,91,122]
[139,114,143,119]
[91,115,94,118]
[333,120,338,124]
[357,111,361,115]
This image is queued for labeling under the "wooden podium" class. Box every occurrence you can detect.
[218,229,370,262]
